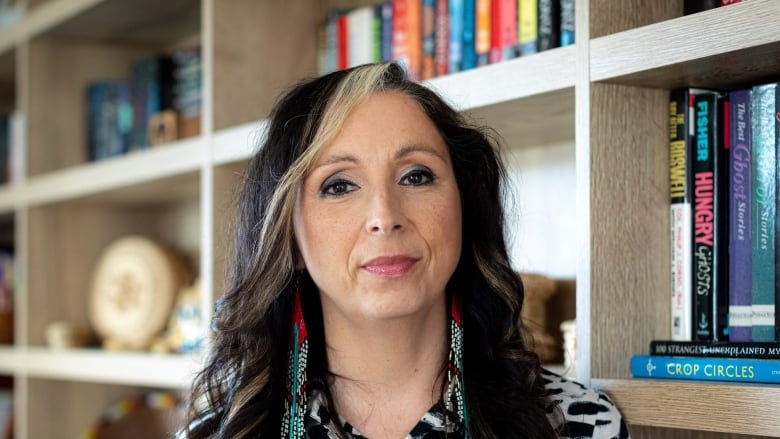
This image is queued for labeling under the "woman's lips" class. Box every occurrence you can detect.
[361,256,419,277]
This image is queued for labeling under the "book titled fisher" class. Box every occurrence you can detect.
[631,355,780,384]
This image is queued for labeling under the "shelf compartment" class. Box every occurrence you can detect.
[26,0,199,46]
[26,375,185,438]
[24,136,202,207]
[590,0,780,89]
[26,191,201,350]
[593,378,780,437]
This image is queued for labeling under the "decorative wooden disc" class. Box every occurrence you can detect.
[89,236,186,350]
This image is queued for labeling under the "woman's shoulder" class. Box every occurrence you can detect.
[541,369,630,439]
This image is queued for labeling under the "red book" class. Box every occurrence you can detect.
[392,0,409,73]
[489,0,516,63]
[338,13,349,70]
[434,0,448,76]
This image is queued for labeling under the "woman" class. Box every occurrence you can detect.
[181,62,629,438]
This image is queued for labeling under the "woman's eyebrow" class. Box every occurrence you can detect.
[311,154,359,172]
[394,144,448,162]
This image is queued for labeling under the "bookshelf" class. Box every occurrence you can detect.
[0,0,773,438]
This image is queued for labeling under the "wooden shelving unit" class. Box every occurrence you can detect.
[0,0,774,437]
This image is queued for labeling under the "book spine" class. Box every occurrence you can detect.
[326,11,339,72]
[422,0,436,79]
[448,0,464,73]
[518,0,537,56]
[559,0,574,46]
[715,94,730,341]
[669,89,693,341]
[729,89,753,342]
[337,13,349,70]
[348,8,373,68]
[630,355,780,384]
[775,84,780,342]
[461,0,477,70]
[684,0,720,15]
[692,92,718,340]
[751,83,777,341]
[373,6,382,63]
[392,0,409,72]
[381,2,394,62]
[406,0,422,81]
[537,0,560,51]
[475,0,490,66]
[490,0,516,63]
[434,0,448,76]
[650,340,780,359]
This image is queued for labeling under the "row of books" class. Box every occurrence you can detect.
[669,82,780,344]
[318,0,575,81]
[684,0,745,15]
[88,46,202,162]
[631,339,780,384]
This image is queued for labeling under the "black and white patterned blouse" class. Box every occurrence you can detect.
[304,369,630,438]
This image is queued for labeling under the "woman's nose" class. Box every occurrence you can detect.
[365,187,405,235]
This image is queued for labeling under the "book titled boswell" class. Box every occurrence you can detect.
[650,340,780,359]
[631,355,780,384]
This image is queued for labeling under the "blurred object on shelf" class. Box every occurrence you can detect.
[89,236,193,351]
[172,45,202,139]
[0,386,11,439]
[520,272,559,361]
[0,312,10,345]
[148,110,178,146]
[0,0,21,30]
[561,319,576,373]
[150,278,204,354]
[44,321,93,349]
[80,391,184,439]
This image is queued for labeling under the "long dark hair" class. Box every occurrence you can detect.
[183,62,557,438]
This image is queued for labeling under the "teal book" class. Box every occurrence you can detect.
[751,83,777,341]
[631,355,780,384]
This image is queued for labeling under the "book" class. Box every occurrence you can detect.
[684,0,719,15]
[422,0,436,78]
[669,89,695,341]
[518,0,538,56]
[380,2,394,62]
[775,83,780,342]
[347,6,374,68]
[751,82,777,341]
[434,0,448,76]
[448,0,464,73]
[461,0,477,70]
[691,91,722,340]
[489,0,516,63]
[728,89,753,341]
[474,0,490,66]
[538,0,560,52]
[130,55,174,151]
[715,94,730,341]
[649,340,780,359]
[631,354,780,384]
[559,0,574,46]
[88,81,133,161]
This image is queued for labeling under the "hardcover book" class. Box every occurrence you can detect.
[631,354,780,384]
[537,0,560,51]
[448,0,464,73]
[518,0,537,56]
[728,89,753,341]
[475,0,490,66]
[461,0,476,70]
[751,82,777,342]
[559,0,574,46]
[422,0,437,78]
[649,340,780,360]
[434,0,448,76]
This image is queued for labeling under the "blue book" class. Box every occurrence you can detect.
[560,0,574,46]
[461,0,476,70]
[631,355,780,384]
[380,1,393,62]
[448,0,464,73]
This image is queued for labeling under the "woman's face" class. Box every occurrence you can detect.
[293,91,462,324]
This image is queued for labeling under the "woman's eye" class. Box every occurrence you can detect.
[400,168,435,186]
[320,178,357,197]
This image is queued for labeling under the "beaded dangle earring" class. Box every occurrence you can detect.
[282,274,308,439]
[447,296,471,437]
